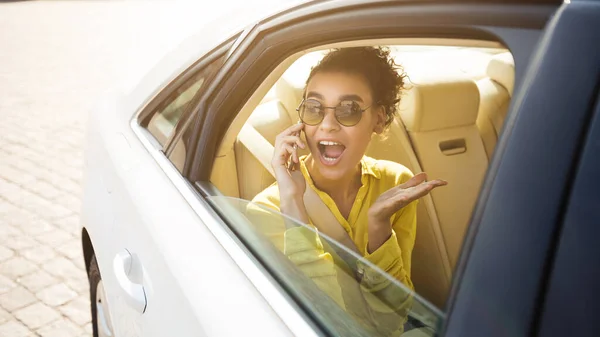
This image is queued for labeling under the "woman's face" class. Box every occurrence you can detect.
[303,71,385,181]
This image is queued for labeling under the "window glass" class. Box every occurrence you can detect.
[147,72,206,146]
[146,53,226,171]
[207,196,444,337]
[215,44,516,309]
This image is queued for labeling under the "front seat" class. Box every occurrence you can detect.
[475,52,515,159]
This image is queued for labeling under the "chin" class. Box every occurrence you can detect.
[315,166,348,181]
[313,157,358,182]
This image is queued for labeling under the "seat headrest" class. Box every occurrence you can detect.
[275,77,304,123]
[400,75,480,132]
[486,52,515,95]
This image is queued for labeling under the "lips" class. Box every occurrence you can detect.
[317,140,346,165]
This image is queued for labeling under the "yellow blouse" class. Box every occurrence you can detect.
[249,155,418,335]
[253,155,417,287]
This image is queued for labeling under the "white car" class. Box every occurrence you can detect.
[80,0,600,336]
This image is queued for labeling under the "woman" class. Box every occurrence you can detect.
[250,46,447,334]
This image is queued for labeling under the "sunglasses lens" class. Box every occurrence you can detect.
[300,100,323,125]
[336,101,362,126]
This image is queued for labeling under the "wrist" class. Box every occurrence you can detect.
[367,216,392,254]
[280,195,309,223]
[280,189,304,202]
[368,212,389,228]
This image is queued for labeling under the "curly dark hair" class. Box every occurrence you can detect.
[304,46,407,128]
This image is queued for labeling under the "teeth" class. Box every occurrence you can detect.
[319,141,341,146]
[323,156,337,162]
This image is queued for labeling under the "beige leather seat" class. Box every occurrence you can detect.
[400,74,488,273]
[235,100,289,200]
[234,80,310,200]
[475,52,515,159]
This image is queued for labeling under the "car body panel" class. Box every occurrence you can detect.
[82,92,301,336]
[119,0,296,119]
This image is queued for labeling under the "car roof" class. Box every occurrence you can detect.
[121,0,307,112]
[122,0,560,115]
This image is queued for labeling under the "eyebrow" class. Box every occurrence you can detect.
[305,91,364,103]
[339,94,364,103]
[306,91,324,100]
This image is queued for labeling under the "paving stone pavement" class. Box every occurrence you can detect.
[0,1,233,336]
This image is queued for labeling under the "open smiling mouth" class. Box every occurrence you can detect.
[317,141,346,166]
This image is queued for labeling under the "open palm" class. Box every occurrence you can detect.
[369,172,447,222]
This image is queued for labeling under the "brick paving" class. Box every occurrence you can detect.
[0,1,225,335]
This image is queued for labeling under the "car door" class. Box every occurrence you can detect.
[175,0,575,335]
[83,47,230,336]
[85,35,299,337]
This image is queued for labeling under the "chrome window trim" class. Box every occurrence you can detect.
[130,119,320,337]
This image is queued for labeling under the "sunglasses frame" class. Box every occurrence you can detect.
[295,98,373,127]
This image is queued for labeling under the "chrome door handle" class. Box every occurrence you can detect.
[113,249,147,313]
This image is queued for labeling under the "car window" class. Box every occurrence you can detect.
[212,44,516,310]
[146,72,207,146]
[207,196,444,336]
[144,53,226,172]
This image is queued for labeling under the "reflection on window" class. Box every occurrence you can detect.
[207,196,443,337]
[147,75,205,146]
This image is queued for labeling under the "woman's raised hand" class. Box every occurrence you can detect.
[366,172,446,252]
[368,172,447,223]
[272,123,307,198]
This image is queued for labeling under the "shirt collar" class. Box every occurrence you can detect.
[360,156,381,179]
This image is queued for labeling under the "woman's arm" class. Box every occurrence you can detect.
[354,201,417,336]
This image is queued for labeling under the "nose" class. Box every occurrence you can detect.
[319,108,341,132]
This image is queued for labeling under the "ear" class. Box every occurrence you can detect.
[373,105,386,134]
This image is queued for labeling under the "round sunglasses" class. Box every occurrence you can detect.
[296,98,372,127]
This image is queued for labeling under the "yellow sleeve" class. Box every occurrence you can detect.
[354,199,418,335]
[284,226,345,308]
[247,188,345,308]
[361,198,417,288]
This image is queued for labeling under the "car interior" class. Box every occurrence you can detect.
[208,39,515,309]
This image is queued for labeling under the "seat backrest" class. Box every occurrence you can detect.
[400,74,488,271]
[234,100,289,200]
[234,79,309,200]
[475,52,514,158]
[366,118,452,308]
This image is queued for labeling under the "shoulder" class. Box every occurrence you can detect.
[363,156,414,185]
[251,182,281,212]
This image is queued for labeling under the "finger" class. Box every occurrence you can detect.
[398,172,428,189]
[285,122,304,135]
[386,187,429,209]
[293,146,299,163]
[389,181,440,207]
[283,144,295,156]
[274,144,293,163]
[425,179,448,188]
[281,135,305,149]
[410,179,447,197]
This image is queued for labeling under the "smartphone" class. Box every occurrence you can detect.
[287,121,303,171]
